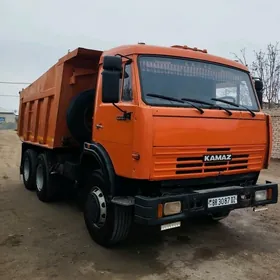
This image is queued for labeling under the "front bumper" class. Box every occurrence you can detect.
[134,181,278,225]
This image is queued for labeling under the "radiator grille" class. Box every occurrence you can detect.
[176,153,249,174]
[152,145,264,179]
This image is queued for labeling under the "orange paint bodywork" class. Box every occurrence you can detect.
[18,44,270,181]
[18,48,102,148]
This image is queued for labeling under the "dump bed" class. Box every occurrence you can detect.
[18,48,102,148]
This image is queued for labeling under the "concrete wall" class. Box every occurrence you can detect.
[264,109,280,159]
[0,113,16,123]
[0,113,17,130]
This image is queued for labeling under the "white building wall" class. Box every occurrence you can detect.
[0,113,16,123]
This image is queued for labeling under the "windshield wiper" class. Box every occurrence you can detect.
[211,98,256,117]
[181,98,232,116]
[146,93,204,114]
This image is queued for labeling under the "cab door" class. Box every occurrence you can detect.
[93,60,136,177]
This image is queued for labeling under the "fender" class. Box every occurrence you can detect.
[82,142,116,196]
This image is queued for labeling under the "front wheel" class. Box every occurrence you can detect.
[83,170,133,247]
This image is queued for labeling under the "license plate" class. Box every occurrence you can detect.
[161,221,181,231]
[208,195,237,208]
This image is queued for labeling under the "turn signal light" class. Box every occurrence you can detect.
[267,188,273,200]
[157,204,163,218]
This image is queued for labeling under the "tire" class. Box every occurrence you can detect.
[83,170,133,247]
[35,153,59,202]
[22,149,37,190]
[67,89,95,144]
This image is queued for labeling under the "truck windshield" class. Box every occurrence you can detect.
[138,55,259,111]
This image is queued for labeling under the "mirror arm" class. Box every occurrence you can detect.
[113,103,132,121]
[115,53,132,63]
[113,103,126,113]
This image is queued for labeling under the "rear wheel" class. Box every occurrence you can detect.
[35,153,59,202]
[22,149,37,190]
[83,170,133,247]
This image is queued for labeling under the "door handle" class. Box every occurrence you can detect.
[96,123,103,129]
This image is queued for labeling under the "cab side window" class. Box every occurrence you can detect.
[121,64,133,101]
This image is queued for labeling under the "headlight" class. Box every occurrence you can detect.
[163,201,181,216]
[255,190,267,201]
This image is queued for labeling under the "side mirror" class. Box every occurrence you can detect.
[102,56,122,103]
[256,90,263,108]
[254,78,263,92]
[253,77,264,108]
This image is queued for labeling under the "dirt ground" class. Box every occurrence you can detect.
[0,130,280,280]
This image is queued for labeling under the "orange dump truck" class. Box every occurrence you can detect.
[18,44,278,247]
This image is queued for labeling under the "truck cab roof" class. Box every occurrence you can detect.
[102,44,249,72]
[58,44,249,73]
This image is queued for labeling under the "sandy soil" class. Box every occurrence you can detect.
[0,130,280,280]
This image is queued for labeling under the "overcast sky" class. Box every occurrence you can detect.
[0,0,279,111]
